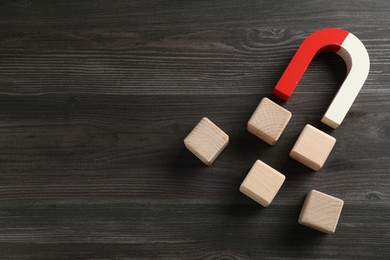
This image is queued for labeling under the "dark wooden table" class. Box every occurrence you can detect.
[0,1,389,259]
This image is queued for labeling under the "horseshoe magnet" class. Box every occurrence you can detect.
[273,28,370,129]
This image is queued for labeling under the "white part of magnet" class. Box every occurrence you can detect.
[321,33,370,129]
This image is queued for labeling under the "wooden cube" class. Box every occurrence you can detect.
[299,190,344,234]
[184,117,229,165]
[290,124,336,171]
[240,160,285,207]
[247,97,292,145]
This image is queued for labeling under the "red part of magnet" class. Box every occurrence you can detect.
[273,28,349,101]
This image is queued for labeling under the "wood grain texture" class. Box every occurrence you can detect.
[290,124,336,170]
[299,190,344,234]
[248,97,292,145]
[184,117,229,165]
[0,0,389,259]
[240,160,286,207]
